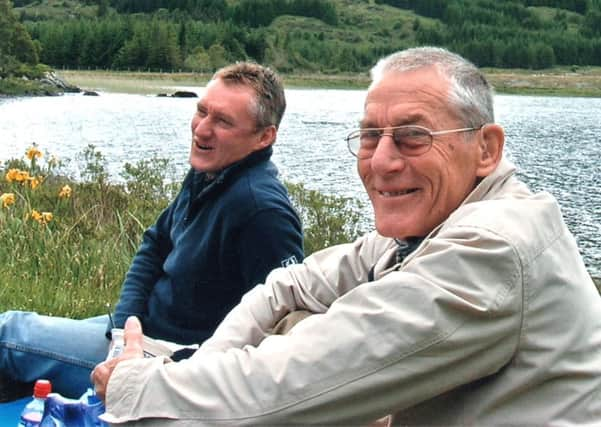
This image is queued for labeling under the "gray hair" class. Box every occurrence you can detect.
[212,61,286,129]
[370,46,494,126]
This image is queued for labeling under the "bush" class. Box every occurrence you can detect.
[286,181,364,256]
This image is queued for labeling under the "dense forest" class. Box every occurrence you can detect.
[3,0,601,76]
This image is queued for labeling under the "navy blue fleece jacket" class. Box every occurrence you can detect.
[111,147,303,344]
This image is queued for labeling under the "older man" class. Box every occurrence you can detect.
[0,61,303,399]
[93,47,601,425]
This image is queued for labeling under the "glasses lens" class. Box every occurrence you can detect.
[346,130,362,156]
[392,127,432,156]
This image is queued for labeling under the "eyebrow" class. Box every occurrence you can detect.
[359,113,426,129]
[197,101,236,123]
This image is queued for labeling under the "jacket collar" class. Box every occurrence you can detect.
[190,146,273,202]
[464,155,516,205]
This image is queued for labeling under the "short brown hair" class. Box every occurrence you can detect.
[212,62,286,129]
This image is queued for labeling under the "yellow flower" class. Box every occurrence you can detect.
[28,176,42,190]
[17,170,30,183]
[31,209,53,224]
[31,209,42,222]
[26,146,43,160]
[42,212,53,223]
[6,169,20,182]
[0,193,15,208]
[58,185,72,199]
[6,169,31,183]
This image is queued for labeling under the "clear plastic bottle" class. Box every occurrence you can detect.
[17,379,52,427]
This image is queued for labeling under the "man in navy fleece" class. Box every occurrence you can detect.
[0,61,303,399]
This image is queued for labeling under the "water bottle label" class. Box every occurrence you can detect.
[19,412,43,427]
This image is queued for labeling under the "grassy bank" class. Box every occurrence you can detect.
[57,69,371,94]
[0,144,364,318]
[58,67,601,96]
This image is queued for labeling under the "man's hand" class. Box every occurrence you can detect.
[91,315,144,401]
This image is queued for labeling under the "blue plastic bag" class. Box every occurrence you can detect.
[40,389,107,427]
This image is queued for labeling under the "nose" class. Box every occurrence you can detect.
[192,115,212,138]
[369,133,406,174]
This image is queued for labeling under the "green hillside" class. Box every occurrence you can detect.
[7,0,600,74]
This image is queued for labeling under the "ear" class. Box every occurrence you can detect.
[475,123,504,178]
[255,125,277,150]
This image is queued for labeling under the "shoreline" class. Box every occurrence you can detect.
[58,68,601,97]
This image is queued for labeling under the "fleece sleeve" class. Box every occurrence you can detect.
[110,202,174,333]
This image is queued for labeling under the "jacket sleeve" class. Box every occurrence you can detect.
[110,203,175,333]
[102,226,523,425]
[198,232,380,353]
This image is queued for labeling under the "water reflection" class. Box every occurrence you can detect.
[1,91,599,276]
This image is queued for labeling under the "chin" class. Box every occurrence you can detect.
[375,221,405,239]
[190,158,209,172]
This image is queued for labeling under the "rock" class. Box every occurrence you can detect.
[39,71,81,93]
[83,90,99,96]
[171,90,197,98]
[157,93,168,97]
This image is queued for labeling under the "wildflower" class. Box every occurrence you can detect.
[28,176,42,190]
[0,193,15,208]
[58,185,72,199]
[42,212,53,223]
[31,209,42,222]
[31,209,53,224]
[6,169,20,182]
[6,169,30,183]
[26,145,43,160]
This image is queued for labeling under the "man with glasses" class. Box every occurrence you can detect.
[93,47,600,425]
[0,61,303,400]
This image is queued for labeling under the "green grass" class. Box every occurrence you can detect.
[0,144,365,318]
[0,145,174,318]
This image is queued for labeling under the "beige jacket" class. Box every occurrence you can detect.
[103,158,601,425]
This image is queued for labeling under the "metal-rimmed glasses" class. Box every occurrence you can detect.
[345,124,483,158]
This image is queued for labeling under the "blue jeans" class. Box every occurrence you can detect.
[0,311,110,398]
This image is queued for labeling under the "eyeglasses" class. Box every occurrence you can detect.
[345,125,483,158]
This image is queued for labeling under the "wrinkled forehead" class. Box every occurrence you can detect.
[367,65,449,100]
[362,68,451,122]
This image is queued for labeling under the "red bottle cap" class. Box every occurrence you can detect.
[33,379,52,398]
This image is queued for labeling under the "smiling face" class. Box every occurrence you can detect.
[358,66,489,238]
[189,78,275,174]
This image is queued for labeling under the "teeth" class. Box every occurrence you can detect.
[381,189,413,197]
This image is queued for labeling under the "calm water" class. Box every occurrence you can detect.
[1,90,599,276]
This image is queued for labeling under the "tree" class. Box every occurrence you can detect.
[0,0,39,75]
[208,43,228,70]
[183,46,211,71]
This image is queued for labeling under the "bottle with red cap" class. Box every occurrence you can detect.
[17,379,52,427]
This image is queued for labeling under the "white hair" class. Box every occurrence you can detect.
[370,46,495,126]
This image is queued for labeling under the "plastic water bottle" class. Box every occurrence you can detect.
[17,379,52,427]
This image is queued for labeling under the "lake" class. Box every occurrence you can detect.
[0,89,599,276]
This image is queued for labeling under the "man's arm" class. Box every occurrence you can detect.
[237,207,303,290]
[110,204,174,331]
[92,316,145,401]
[199,232,380,353]
[99,227,523,425]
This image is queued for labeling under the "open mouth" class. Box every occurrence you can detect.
[195,141,214,151]
[379,188,418,197]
